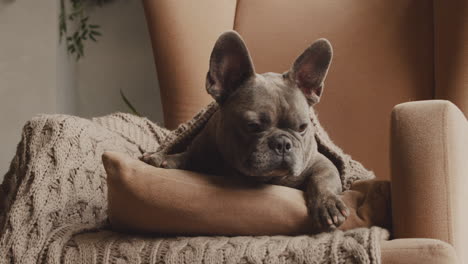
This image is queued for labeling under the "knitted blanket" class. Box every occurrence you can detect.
[0,103,388,264]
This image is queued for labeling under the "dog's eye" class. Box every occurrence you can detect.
[298,123,308,133]
[247,122,263,133]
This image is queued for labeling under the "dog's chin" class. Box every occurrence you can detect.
[237,168,291,178]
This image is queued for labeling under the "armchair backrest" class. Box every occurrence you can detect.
[143,0,468,180]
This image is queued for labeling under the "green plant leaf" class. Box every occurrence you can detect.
[90,30,102,36]
[59,0,106,61]
[120,89,142,117]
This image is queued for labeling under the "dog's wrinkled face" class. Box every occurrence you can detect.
[218,73,315,177]
[206,31,333,178]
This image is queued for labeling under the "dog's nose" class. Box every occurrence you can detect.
[268,136,292,155]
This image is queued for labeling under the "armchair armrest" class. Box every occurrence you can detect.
[391,100,468,262]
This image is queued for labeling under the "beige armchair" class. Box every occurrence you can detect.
[142,0,468,263]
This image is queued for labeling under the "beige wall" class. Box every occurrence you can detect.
[0,0,163,180]
[76,0,163,123]
[0,0,59,179]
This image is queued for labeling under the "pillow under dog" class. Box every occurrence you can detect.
[103,151,391,236]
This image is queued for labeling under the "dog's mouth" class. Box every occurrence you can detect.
[238,158,298,178]
[233,146,308,178]
[265,159,296,177]
[259,168,290,177]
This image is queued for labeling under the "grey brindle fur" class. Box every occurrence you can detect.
[141,31,349,232]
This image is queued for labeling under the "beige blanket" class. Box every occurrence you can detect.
[0,105,388,263]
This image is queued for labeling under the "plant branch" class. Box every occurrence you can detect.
[59,0,104,60]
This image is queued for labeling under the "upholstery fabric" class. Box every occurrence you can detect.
[142,0,237,129]
[380,239,459,264]
[391,100,468,262]
[434,0,468,114]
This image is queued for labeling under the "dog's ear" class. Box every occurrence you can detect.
[289,39,332,105]
[206,31,255,103]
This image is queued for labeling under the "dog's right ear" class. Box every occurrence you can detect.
[206,31,255,104]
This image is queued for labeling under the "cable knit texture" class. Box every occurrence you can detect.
[0,103,387,264]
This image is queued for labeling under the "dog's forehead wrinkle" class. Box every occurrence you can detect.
[234,76,280,112]
[278,89,310,124]
[233,73,309,125]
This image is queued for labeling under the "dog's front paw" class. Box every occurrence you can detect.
[139,152,171,168]
[139,152,184,169]
[140,152,165,167]
[308,193,349,230]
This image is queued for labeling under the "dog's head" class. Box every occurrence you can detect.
[206,31,332,178]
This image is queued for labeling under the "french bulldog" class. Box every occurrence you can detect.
[141,31,348,231]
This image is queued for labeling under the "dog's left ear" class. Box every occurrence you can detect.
[206,31,255,104]
[288,39,333,105]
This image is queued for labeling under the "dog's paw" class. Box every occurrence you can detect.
[140,152,170,168]
[140,152,165,167]
[139,152,183,169]
[308,193,349,230]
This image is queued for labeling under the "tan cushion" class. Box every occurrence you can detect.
[103,151,390,236]
[381,239,459,264]
[391,100,468,262]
